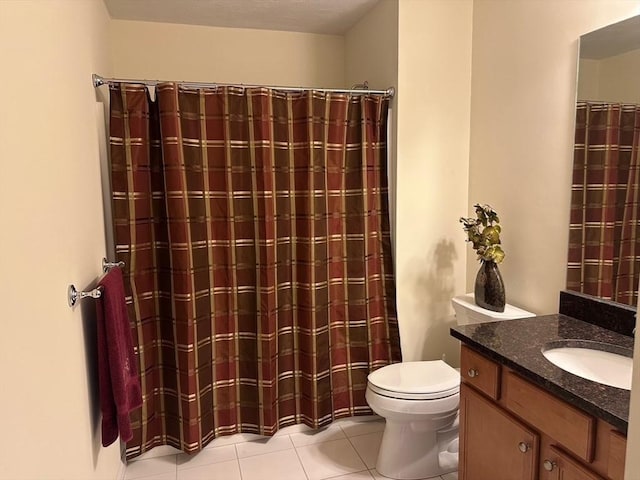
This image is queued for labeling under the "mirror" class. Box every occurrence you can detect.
[567,15,640,306]
[576,15,640,104]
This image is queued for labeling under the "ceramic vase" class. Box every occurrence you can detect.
[474,260,505,312]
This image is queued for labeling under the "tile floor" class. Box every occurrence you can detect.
[123,417,458,480]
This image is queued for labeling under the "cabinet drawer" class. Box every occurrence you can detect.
[460,345,500,400]
[503,371,595,462]
[607,430,626,480]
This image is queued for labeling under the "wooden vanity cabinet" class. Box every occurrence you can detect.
[460,383,538,480]
[502,370,595,463]
[607,431,627,480]
[539,444,604,480]
[460,343,501,400]
[459,345,627,480]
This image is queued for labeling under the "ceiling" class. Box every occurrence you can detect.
[103,0,381,35]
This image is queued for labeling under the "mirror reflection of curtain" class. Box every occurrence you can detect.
[568,101,640,306]
[109,83,401,459]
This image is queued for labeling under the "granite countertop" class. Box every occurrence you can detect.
[450,314,633,433]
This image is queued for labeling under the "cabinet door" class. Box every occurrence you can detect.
[460,383,538,480]
[539,445,604,480]
[608,430,626,480]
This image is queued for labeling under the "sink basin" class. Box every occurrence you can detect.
[541,340,633,390]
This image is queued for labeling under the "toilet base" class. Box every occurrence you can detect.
[376,419,457,480]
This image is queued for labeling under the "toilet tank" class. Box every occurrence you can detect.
[451,293,534,325]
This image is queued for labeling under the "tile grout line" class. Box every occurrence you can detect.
[343,432,371,474]
[319,468,373,480]
[295,430,374,479]
[233,443,244,480]
[337,420,386,439]
[123,454,178,480]
[289,433,312,480]
[339,421,388,478]
[125,422,386,480]
[236,455,244,480]
[290,423,383,479]
[235,435,298,459]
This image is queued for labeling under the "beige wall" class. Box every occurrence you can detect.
[467,2,640,477]
[579,49,640,103]
[345,0,398,91]
[0,1,121,479]
[598,48,640,103]
[3,1,640,477]
[345,0,399,269]
[110,20,345,87]
[629,294,640,479]
[467,0,639,315]
[577,58,600,99]
[395,0,473,363]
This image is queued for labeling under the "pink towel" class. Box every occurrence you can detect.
[96,267,142,447]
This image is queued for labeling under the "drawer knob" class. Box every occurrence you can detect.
[543,459,556,471]
[467,368,479,378]
[518,442,530,453]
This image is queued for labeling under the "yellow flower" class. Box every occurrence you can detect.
[460,204,505,264]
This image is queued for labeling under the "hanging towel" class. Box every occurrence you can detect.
[96,267,142,447]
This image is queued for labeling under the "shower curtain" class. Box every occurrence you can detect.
[109,83,401,458]
[568,101,640,305]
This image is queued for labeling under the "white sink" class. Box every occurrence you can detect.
[542,341,633,390]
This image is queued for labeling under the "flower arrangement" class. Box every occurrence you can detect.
[460,204,505,264]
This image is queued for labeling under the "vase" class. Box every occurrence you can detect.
[474,260,505,312]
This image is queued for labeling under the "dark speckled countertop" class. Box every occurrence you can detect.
[450,314,633,433]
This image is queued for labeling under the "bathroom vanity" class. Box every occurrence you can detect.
[451,311,633,480]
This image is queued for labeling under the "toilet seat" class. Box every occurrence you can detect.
[367,361,460,400]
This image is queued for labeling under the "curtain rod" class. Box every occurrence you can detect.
[92,74,395,97]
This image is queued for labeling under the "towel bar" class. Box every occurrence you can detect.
[69,258,125,307]
[68,284,103,307]
[102,258,125,272]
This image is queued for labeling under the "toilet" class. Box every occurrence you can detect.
[451,293,535,325]
[365,294,534,480]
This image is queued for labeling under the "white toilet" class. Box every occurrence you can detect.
[451,293,535,325]
[365,294,534,480]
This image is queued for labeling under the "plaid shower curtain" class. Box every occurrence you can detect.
[568,101,640,306]
[109,83,400,458]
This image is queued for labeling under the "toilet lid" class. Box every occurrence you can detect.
[368,361,460,400]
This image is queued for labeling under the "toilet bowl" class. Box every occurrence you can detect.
[366,361,460,479]
[366,294,534,479]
